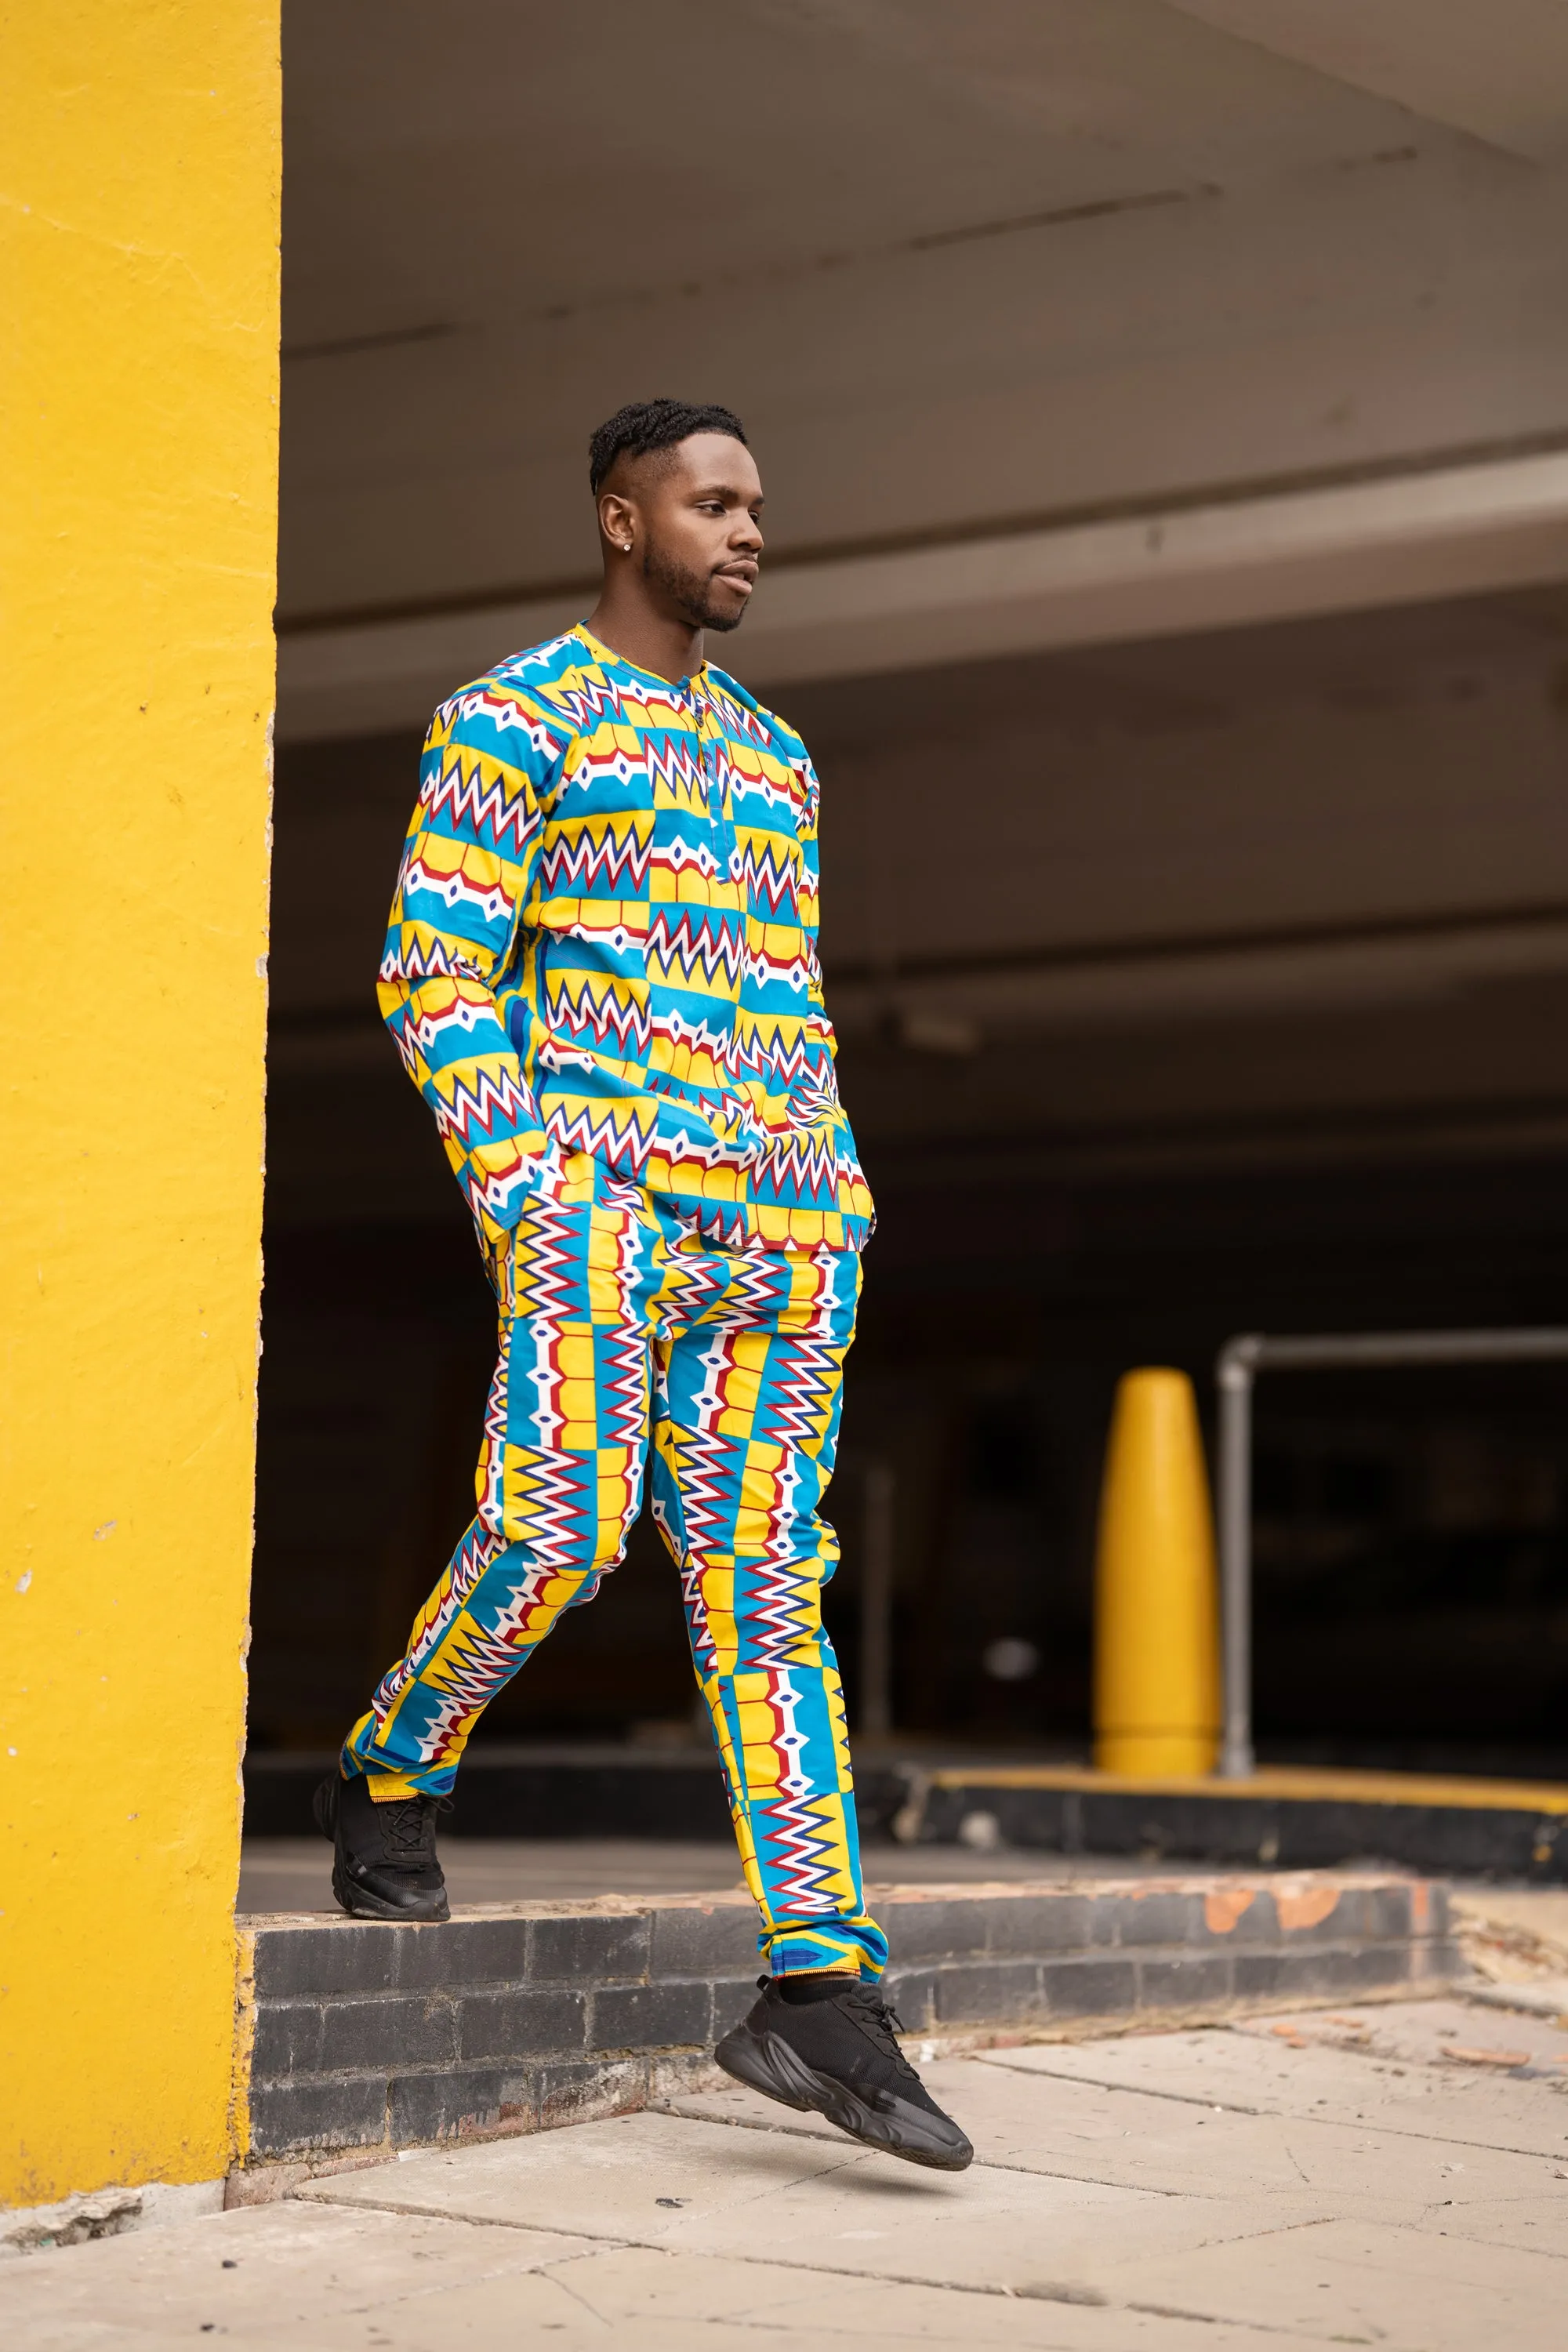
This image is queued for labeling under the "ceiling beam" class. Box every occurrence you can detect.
[277,448,1568,742]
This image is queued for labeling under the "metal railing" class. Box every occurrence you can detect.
[1215,1327,1568,1778]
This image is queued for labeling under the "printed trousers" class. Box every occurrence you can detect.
[343,1151,885,1977]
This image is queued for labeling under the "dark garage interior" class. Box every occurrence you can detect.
[253,589,1568,1780]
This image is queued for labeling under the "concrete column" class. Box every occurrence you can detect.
[0,6,280,2209]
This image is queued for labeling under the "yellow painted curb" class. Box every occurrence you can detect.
[927,1762,1568,1813]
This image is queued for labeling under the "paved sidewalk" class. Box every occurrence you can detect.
[5,1994,1568,2347]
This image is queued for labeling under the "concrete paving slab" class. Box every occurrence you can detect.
[1107,2212,1567,2350]
[715,2268,1329,2350]
[297,2105,855,2235]
[0,2275,1323,2352]
[512,2245,1332,2349]
[1467,1976,1568,2020]
[663,2061,1568,2249]
[13,1996,1568,2350]
[1451,1886,1568,1960]
[299,2109,1316,2292]
[1227,1994,1568,2072]
[979,2018,1568,2155]
[136,2278,1324,2352]
[15,2283,607,2352]
[0,2199,590,2345]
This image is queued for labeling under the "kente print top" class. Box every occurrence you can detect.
[378,624,873,1253]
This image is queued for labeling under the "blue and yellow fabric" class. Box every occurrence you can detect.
[343,1154,884,1979]
[343,627,883,1976]
[376,624,873,1255]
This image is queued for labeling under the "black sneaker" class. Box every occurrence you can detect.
[313,1769,452,1922]
[715,1975,973,2171]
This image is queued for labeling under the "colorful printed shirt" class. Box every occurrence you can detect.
[378,624,873,1254]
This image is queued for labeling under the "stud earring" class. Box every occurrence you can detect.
[622,540,633,553]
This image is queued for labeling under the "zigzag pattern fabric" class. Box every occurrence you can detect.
[378,623,873,1254]
[343,1150,886,1980]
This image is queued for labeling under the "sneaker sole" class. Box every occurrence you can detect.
[328,1858,450,1923]
[713,2021,973,2171]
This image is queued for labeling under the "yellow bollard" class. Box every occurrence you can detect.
[1093,1369,1221,1777]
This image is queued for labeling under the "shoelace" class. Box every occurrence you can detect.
[380,1793,452,1862]
[841,1984,919,2078]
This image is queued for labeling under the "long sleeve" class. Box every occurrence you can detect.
[376,691,561,1238]
[791,739,873,1236]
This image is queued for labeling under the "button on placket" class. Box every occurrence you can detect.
[693,691,742,1094]
[696,694,720,826]
[693,692,733,866]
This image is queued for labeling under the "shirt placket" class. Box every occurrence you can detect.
[688,684,741,1091]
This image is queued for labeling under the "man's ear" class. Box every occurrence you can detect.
[598,490,637,552]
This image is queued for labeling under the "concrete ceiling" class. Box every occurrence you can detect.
[270,5,1568,1181]
[279,0,1568,740]
[284,1,1568,353]
[282,1,1477,350]
[1167,2,1568,159]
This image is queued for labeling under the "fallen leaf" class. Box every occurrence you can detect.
[1440,2045,1530,2068]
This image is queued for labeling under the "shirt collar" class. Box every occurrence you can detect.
[572,622,710,699]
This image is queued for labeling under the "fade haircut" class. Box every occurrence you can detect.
[588,398,748,495]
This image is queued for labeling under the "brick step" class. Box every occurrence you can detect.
[233,1871,1459,2187]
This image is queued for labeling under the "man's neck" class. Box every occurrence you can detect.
[585,589,703,685]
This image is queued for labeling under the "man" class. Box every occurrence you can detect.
[315,398,971,2170]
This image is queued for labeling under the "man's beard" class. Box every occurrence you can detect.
[643,541,747,633]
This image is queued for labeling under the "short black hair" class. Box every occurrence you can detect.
[588,398,748,494]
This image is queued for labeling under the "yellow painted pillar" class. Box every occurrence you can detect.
[0,8,280,2209]
[1093,1370,1221,1777]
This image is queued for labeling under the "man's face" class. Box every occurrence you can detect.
[610,433,765,633]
